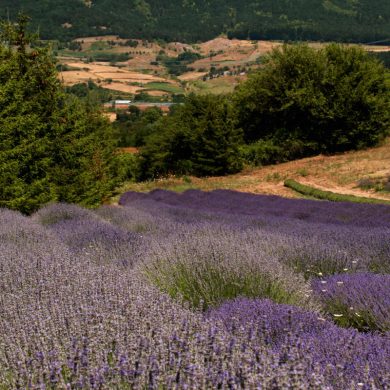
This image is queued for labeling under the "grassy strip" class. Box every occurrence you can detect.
[284,179,390,205]
[145,261,301,311]
[144,82,184,94]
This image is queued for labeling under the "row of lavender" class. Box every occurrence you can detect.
[0,189,389,388]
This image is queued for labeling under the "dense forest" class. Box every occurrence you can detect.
[1,0,389,43]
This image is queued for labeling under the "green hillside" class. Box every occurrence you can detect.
[1,0,389,43]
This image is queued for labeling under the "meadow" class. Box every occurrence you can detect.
[1,189,389,389]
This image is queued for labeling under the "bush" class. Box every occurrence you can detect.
[143,227,315,311]
[111,152,140,182]
[235,44,390,153]
[139,94,243,179]
[240,138,315,166]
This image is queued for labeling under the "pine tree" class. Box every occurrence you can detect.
[183,94,243,176]
[0,15,117,213]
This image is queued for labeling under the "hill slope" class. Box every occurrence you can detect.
[1,0,389,43]
[111,139,390,202]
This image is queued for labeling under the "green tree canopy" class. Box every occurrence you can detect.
[0,15,118,213]
[235,44,390,153]
[138,94,243,179]
[1,0,390,44]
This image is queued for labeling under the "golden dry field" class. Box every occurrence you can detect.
[59,35,390,98]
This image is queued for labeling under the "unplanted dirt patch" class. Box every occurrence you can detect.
[103,112,117,122]
[178,71,208,81]
[100,82,143,93]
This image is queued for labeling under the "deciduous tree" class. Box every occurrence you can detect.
[235,44,389,153]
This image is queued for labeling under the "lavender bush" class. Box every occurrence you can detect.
[33,203,141,267]
[208,298,390,387]
[1,188,390,389]
[313,273,390,332]
[119,189,390,227]
[141,225,316,310]
[119,190,390,275]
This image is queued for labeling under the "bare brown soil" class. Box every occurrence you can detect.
[118,147,139,154]
[178,71,208,81]
[145,90,170,96]
[231,140,390,199]
[103,112,117,122]
[101,83,143,93]
[59,60,177,92]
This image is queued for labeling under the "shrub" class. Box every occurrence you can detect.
[235,44,390,152]
[139,94,243,179]
[240,138,315,166]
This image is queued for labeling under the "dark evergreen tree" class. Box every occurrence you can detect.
[1,0,389,43]
[179,94,243,176]
[138,94,243,179]
[0,15,118,213]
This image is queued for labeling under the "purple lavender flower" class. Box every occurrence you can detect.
[313,273,390,332]
[1,194,390,389]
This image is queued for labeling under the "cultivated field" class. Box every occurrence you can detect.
[58,35,390,99]
[59,62,171,85]
[1,189,389,388]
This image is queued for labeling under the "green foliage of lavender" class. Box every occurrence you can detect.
[143,227,315,310]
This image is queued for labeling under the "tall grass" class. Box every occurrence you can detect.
[142,226,316,311]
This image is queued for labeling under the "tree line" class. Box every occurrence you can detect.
[117,44,390,180]
[1,0,389,44]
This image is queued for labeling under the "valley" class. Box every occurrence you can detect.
[58,35,390,101]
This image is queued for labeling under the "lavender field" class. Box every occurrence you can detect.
[1,189,390,389]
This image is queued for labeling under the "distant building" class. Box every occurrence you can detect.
[104,100,177,114]
[103,100,132,110]
[114,100,132,105]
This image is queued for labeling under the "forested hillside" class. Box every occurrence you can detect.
[1,0,389,43]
